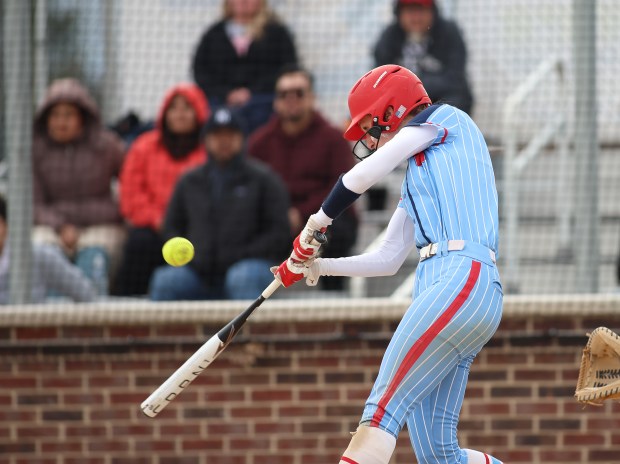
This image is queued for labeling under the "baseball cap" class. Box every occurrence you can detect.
[201,107,245,136]
[399,0,434,7]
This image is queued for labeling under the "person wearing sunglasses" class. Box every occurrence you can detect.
[248,64,358,291]
[272,64,504,464]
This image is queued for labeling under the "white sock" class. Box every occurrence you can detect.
[464,449,503,464]
[339,425,396,464]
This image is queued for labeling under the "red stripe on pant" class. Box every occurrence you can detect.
[370,260,481,427]
[340,457,360,464]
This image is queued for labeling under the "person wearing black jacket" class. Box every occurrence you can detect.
[192,0,297,134]
[374,0,473,115]
[149,108,291,300]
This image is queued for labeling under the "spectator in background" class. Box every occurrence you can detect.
[0,195,96,304]
[248,65,358,291]
[192,0,297,134]
[32,78,126,296]
[149,107,290,301]
[374,0,473,114]
[113,83,209,297]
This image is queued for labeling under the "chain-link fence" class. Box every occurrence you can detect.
[1,0,618,303]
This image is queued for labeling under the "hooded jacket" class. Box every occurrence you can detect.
[119,83,210,230]
[373,1,473,114]
[33,79,126,229]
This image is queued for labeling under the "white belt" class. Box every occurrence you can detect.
[419,240,496,264]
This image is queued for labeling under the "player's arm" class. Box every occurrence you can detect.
[314,207,414,278]
[317,124,438,227]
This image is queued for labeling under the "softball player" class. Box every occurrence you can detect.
[274,64,503,464]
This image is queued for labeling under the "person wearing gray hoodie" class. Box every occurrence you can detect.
[31,78,126,295]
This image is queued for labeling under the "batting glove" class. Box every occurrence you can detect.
[271,259,321,288]
[290,215,328,263]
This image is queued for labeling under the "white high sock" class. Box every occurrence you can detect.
[339,425,396,464]
[464,449,503,464]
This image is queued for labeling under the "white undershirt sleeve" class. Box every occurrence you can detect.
[315,207,415,277]
[342,124,438,194]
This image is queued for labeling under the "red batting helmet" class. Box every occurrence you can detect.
[343,65,431,141]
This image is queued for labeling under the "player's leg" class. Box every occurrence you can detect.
[339,257,502,464]
[406,355,503,464]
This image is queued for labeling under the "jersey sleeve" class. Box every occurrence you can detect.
[406,104,457,146]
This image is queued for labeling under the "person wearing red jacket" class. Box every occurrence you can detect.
[112,83,210,296]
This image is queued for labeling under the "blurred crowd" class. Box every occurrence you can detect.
[1,0,473,304]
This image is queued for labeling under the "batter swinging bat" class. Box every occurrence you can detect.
[141,230,327,418]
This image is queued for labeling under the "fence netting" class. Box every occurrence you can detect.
[1,0,619,308]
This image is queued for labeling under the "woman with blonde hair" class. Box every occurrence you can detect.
[192,0,297,134]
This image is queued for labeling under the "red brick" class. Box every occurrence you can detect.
[299,389,340,401]
[89,408,132,421]
[64,393,105,405]
[540,449,583,461]
[154,325,198,337]
[514,434,557,446]
[88,376,130,388]
[229,438,270,450]
[254,455,297,464]
[230,406,271,418]
[205,389,245,402]
[15,327,58,340]
[66,425,107,438]
[297,453,344,464]
[0,377,36,388]
[42,410,83,421]
[0,410,36,421]
[514,369,556,381]
[0,443,36,453]
[469,402,510,415]
[183,438,223,450]
[206,423,249,435]
[109,360,153,371]
[17,360,59,372]
[135,440,176,451]
[15,459,56,464]
[589,450,620,461]
[41,441,83,452]
[254,421,297,434]
[486,353,528,364]
[65,360,106,371]
[587,418,620,429]
[516,402,558,415]
[563,433,605,445]
[534,352,578,364]
[160,424,201,435]
[17,394,58,405]
[278,437,322,450]
[16,426,58,438]
[65,459,105,464]
[279,405,320,417]
[87,440,130,452]
[109,326,151,338]
[252,389,293,402]
[61,326,104,338]
[299,356,340,367]
[112,424,154,436]
[41,377,82,388]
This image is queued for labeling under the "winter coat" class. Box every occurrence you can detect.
[119,84,210,230]
[373,3,473,114]
[248,111,356,222]
[193,19,297,100]
[163,156,290,283]
[32,79,126,230]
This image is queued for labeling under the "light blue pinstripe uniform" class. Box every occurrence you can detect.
[361,105,503,464]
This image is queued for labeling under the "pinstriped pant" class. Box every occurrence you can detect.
[360,253,503,463]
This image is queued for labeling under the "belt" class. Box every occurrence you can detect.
[419,240,496,265]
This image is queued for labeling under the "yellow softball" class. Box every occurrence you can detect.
[162,237,194,267]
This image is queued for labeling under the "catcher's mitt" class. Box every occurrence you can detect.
[575,327,620,405]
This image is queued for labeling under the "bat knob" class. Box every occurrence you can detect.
[312,230,328,245]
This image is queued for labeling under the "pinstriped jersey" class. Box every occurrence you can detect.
[398,104,499,254]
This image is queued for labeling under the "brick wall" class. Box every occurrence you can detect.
[1,310,619,464]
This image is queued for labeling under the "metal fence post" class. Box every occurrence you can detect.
[573,0,599,292]
[3,0,33,304]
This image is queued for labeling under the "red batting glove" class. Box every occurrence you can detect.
[272,259,306,288]
[290,227,327,263]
